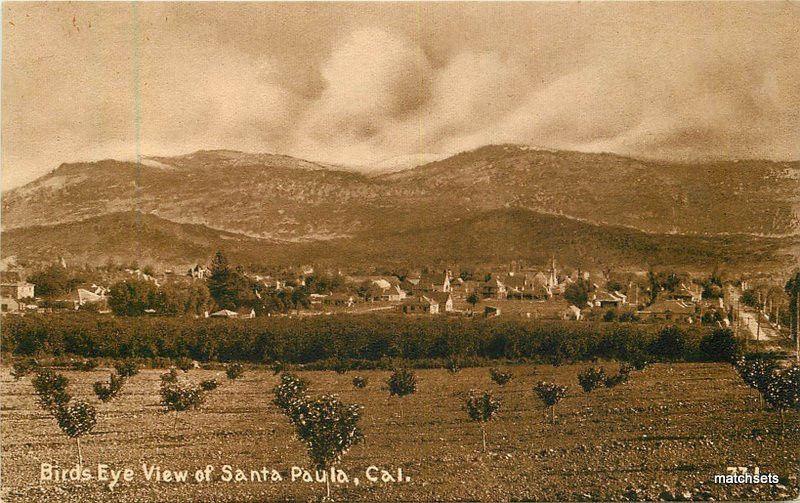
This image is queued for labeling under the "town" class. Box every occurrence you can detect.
[2,251,796,349]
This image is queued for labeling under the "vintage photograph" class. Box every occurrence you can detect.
[1,2,799,502]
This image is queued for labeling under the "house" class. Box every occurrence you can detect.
[77,287,108,306]
[1,297,22,314]
[481,278,507,299]
[322,293,355,308]
[0,281,35,300]
[386,285,407,302]
[412,272,452,294]
[667,283,701,303]
[430,292,454,312]
[399,295,439,314]
[638,299,696,321]
[210,309,239,318]
[589,290,627,309]
[188,264,210,280]
[484,306,501,317]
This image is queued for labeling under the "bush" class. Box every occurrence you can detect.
[578,367,607,393]
[32,369,72,411]
[271,360,286,375]
[445,357,461,374]
[464,390,501,452]
[225,362,244,380]
[387,369,417,398]
[71,359,98,372]
[699,328,739,362]
[159,382,204,412]
[93,373,125,402]
[11,357,38,380]
[352,376,368,389]
[176,357,194,372]
[604,370,630,388]
[114,359,139,378]
[763,366,800,434]
[533,381,568,424]
[489,367,512,386]
[200,379,219,391]
[160,368,179,384]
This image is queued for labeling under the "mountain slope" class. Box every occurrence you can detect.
[3,209,795,273]
[4,146,798,242]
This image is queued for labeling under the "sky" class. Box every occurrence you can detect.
[2,2,799,190]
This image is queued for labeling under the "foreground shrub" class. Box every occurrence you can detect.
[604,370,630,388]
[93,373,125,402]
[273,373,310,419]
[291,394,364,499]
[763,366,800,434]
[735,356,779,409]
[71,359,98,372]
[11,357,38,380]
[32,369,71,411]
[578,367,607,393]
[225,362,244,380]
[388,368,417,398]
[352,376,368,389]
[114,359,139,377]
[533,381,568,424]
[55,401,97,465]
[160,368,180,384]
[200,379,219,392]
[464,390,501,452]
[489,367,512,386]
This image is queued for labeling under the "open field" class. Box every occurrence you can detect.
[1,363,798,502]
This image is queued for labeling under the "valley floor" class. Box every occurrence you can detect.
[1,363,798,502]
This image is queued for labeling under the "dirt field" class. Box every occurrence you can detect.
[1,363,798,502]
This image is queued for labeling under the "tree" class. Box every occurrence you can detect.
[464,390,501,452]
[763,366,800,435]
[159,379,205,429]
[352,376,368,389]
[578,367,607,394]
[649,326,686,361]
[207,251,241,310]
[735,356,779,410]
[114,360,139,378]
[699,328,739,362]
[273,373,310,419]
[55,401,97,466]
[32,369,71,412]
[27,264,84,298]
[11,357,38,380]
[387,369,417,420]
[466,292,480,309]
[564,279,591,307]
[291,395,364,499]
[533,381,568,424]
[108,278,159,316]
[786,272,800,363]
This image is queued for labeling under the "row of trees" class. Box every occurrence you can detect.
[4,314,739,365]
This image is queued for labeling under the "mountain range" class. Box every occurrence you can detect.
[2,145,799,273]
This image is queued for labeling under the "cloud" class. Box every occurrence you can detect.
[2,2,799,190]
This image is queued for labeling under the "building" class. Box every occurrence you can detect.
[430,292,454,312]
[481,277,507,299]
[589,290,627,309]
[638,299,696,321]
[1,297,22,314]
[0,281,35,300]
[399,295,439,314]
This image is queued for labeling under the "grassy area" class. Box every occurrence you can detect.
[1,363,798,502]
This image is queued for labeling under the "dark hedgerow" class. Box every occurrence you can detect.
[2,314,726,365]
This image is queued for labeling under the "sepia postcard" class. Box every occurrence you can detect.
[1,2,799,502]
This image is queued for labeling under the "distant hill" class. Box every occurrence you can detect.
[2,145,798,271]
[2,209,796,274]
